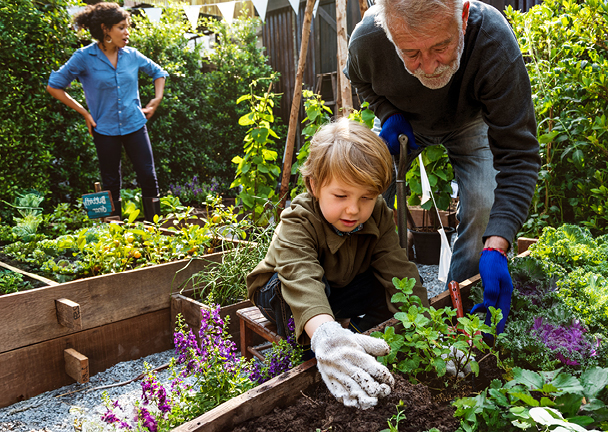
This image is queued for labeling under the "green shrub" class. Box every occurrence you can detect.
[0,0,98,220]
[130,7,280,196]
[507,0,608,237]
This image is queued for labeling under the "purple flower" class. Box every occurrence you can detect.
[101,409,121,424]
[138,407,158,432]
[531,317,597,366]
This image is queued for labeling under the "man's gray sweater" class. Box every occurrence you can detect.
[345,0,541,245]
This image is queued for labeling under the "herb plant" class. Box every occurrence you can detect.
[186,221,275,306]
[372,277,502,382]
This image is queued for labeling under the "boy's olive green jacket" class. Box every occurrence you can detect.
[247,193,428,343]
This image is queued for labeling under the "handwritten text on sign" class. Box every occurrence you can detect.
[82,191,114,218]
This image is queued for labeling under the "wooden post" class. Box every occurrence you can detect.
[277,0,317,212]
[336,0,352,116]
[55,298,82,330]
[64,348,89,383]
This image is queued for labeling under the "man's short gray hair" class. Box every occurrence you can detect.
[374,0,464,40]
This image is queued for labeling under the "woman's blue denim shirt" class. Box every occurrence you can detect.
[48,43,169,136]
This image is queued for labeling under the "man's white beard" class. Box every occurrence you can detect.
[402,30,465,90]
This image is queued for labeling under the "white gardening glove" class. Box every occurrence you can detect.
[441,345,475,378]
[310,321,395,410]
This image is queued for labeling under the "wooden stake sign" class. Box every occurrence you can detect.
[82,190,114,219]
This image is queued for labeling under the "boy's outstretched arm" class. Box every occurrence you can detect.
[306,315,394,410]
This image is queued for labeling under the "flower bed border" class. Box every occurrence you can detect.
[0,252,234,408]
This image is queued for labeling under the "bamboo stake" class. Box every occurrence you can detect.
[278,0,317,212]
[336,0,352,116]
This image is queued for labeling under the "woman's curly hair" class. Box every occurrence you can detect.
[73,2,130,43]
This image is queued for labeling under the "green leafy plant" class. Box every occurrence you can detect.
[231,76,282,224]
[506,0,608,237]
[1,218,234,283]
[405,145,455,228]
[185,221,275,306]
[380,400,408,432]
[2,191,45,242]
[525,224,608,332]
[289,90,333,199]
[453,366,608,431]
[372,277,502,382]
[0,270,33,295]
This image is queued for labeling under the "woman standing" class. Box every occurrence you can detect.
[47,2,168,221]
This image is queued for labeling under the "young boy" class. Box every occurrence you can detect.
[247,118,428,410]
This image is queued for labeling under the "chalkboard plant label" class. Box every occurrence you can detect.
[82,191,114,219]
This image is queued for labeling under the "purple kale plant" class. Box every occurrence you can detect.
[247,317,303,385]
[531,317,600,366]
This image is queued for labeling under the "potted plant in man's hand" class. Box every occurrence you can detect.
[405,145,457,264]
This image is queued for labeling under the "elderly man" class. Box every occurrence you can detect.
[345,0,541,333]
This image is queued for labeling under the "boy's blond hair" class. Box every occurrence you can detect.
[301,118,393,196]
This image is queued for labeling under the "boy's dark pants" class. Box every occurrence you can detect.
[253,269,393,341]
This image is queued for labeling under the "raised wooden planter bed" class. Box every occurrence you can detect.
[171,277,479,431]
[171,248,535,431]
[0,251,250,408]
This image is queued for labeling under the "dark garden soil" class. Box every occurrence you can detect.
[232,350,504,432]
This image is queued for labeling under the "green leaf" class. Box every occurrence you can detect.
[513,368,544,390]
[510,392,540,407]
[580,367,608,398]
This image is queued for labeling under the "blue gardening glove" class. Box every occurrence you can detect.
[470,249,514,334]
[378,113,418,156]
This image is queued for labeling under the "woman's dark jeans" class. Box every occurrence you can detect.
[253,269,393,340]
[93,125,159,200]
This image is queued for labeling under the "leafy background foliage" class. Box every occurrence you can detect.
[507,0,608,237]
[0,0,98,221]
[0,0,280,221]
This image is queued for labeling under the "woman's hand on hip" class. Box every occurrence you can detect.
[84,113,96,136]
[142,98,162,119]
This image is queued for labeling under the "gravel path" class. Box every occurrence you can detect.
[0,261,445,432]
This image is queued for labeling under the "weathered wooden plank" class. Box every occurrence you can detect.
[173,359,322,432]
[0,308,172,408]
[0,253,224,354]
[55,298,82,330]
[517,237,538,254]
[429,274,481,310]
